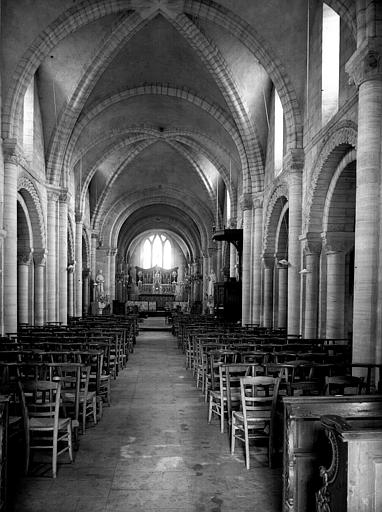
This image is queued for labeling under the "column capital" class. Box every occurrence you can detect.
[59,189,70,203]
[107,248,117,257]
[3,138,23,165]
[208,246,217,257]
[33,250,47,267]
[46,185,61,202]
[0,229,7,240]
[83,268,90,278]
[262,253,275,269]
[346,37,382,87]
[17,250,33,265]
[67,261,76,273]
[75,211,83,223]
[240,193,253,211]
[300,233,322,255]
[252,197,263,210]
[284,148,305,175]
[321,232,354,254]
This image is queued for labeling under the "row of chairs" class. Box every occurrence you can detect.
[1,315,139,481]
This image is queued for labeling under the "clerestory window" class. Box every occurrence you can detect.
[322,3,340,125]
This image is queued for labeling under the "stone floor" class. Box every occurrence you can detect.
[10,318,282,512]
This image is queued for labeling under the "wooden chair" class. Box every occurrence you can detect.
[324,375,365,395]
[20,378,73,478]
[231,376,280,469]
[60,365,96,433]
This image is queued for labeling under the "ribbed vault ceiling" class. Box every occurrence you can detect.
[2,0,355,260]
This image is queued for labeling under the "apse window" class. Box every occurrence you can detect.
[322,3,340,125]
[274,89,284,175]
[141,234,172,268]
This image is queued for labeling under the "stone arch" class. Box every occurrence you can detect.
[322,150,357,234]
[17,194,33,253]
[263,185,288,256]
[304,120,357,234]
[17,175,46,251]
[69,85,246,196]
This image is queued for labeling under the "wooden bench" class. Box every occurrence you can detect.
[282,395,382,512]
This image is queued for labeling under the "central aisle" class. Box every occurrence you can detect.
[13,321,282,512]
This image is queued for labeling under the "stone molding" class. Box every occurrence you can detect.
[304,121,357,234]
[18,175,46,249]
[346,37,382,87]
[75,211,83,224]
[132,0,185,19]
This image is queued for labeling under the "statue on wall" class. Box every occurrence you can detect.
[96,269,105,295]
[207,269,216,298]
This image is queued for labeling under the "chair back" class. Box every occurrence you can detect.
[21,379,62,426]
[240,376,280,422]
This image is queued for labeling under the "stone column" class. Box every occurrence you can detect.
[262,255,274,329]
[3,141,22,333]
[83,269,90,315]
[67,263,75,318]
[322,233,353,340]
[46,189,59,322]
[251,199,263,325]
[91,233,98,278]
[285,149,304,335]
[58,191,68,324]
[277,262,288,329]
[301,235,322,338]
[109,248,117,306]
[241,193,253,326]
[34,250,47,326]
[202,251,209,313]
[75,213,83,317]
[17,251,32,325]
[346,38,382,362]
[0,230,6,335]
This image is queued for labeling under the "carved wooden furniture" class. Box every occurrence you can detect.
[316,414,382,512]
[213,281,242,321]
[282,395,382,512]
[0,401,8,512]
